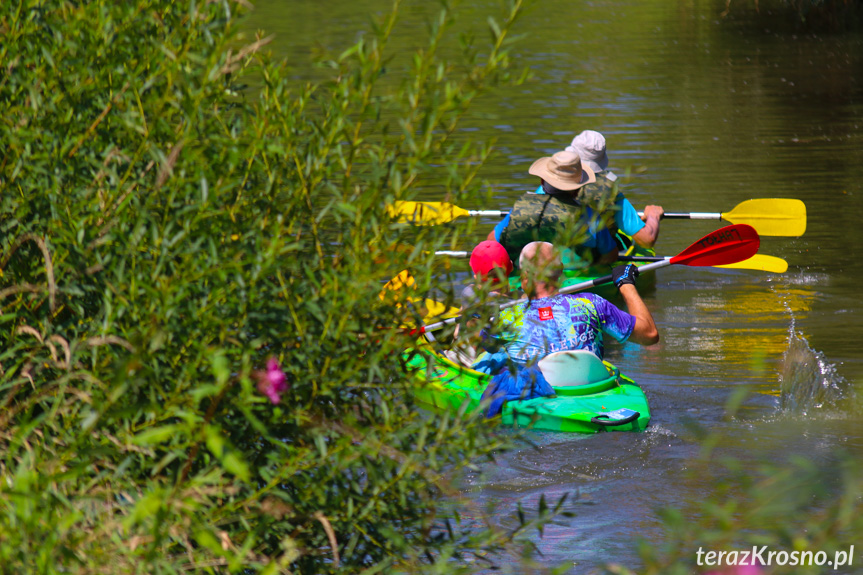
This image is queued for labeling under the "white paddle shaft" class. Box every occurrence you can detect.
[467,210,508,217]
[638,211,723,220]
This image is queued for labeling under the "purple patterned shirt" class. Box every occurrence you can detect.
[495,292,635,363]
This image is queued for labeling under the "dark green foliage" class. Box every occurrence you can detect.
[0,0,548,572]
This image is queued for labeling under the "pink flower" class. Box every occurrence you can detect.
[256,358,288,404]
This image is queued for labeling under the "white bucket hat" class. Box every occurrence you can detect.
[565,130,609,173]
[528,151,596,191]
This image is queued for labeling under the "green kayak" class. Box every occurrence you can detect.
[405,345,651,434]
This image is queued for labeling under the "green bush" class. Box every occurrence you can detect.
[0,0,556,572]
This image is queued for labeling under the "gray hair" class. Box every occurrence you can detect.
[519,241,563,283]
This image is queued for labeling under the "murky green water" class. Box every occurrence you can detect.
[246,0,863,571]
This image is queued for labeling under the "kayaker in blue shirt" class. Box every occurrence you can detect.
[478,241,659,417]
[566,130,664,249]
[485,150,620,267]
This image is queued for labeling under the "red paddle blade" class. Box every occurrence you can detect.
[670,224,760,266]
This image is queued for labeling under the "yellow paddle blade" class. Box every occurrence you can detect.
[723,199,807,237]
[420,298,461,324]
[392,298,461,329]
[386,201,469,225]
[716,254,788,273]
[380,270,416,301]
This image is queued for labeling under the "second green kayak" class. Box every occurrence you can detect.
[405,344,651,434]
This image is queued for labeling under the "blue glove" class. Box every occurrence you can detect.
[612,263,639,289]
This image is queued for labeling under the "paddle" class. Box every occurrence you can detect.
[618,253,788,274]
[386,202,506,226]
[435,250,787,273]
[715,255,788,273]
[639,198,806,237]
[389,198,806,237]
[414,223,760,334]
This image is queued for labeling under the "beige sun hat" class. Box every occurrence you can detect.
[528,150,596,191]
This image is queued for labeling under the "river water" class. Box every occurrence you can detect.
[246,0,863,571]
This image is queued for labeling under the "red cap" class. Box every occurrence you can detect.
[469,240,513,281]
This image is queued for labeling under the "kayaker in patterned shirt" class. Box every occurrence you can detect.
[565,130,664,249]
[490,241,659,364]
[475,241,658,417]
[485,150,620,267]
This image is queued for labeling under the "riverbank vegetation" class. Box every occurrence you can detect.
[0,0,561,572]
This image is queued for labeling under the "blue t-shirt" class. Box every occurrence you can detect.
[601,170,645,237]
[491,292,635,363]
[615,196,645,238]
[492,187,618,256]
